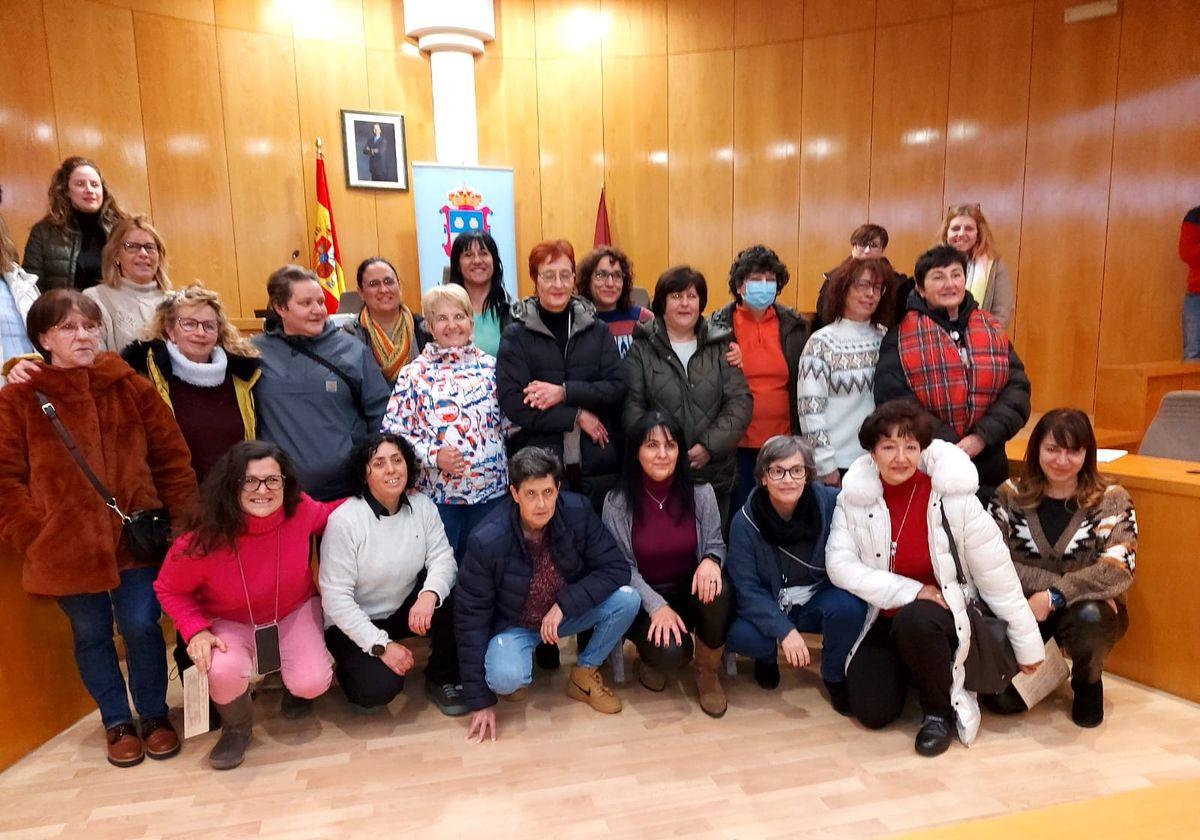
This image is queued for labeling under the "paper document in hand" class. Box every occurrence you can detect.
[183,666,211,739]
[1011,637,1070,708]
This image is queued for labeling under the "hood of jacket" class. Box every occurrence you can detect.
[903,287,980,332]
[711,300,805,337]
[122,338,261,382]
[24,352,141,401]
[840,438,979,507]
[510,295,598,341]
[632,313,732,354]
[264,318,344,346]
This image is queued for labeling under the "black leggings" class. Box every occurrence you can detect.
[626,577,731,672]
[846,599,959,728]
[1041,600,1128,686]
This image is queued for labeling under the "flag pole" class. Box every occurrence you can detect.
[315,136,324,159]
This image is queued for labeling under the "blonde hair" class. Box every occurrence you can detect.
[102,215,172,290]
[422,283,473,322]
[938,203,998,260]
[0,213,18,274]
[143,282,259,357]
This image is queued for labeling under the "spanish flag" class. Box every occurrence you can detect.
[313,148,345,312]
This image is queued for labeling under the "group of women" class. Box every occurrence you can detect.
[0,156,1134,771]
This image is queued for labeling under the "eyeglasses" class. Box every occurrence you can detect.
[363,277,398,290]
[667,290,699,303]
[121,241,160,255]
[766,466,807,482]
[537,271,575,286]
[51,321,101,335]
[593,269,624,285]
[241,475,283,492]
[850,279,885,296]
[175,317,219,335]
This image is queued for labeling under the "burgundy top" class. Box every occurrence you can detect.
[518,529,565,629]
[882,470,935,617]
[631,475,698,586]
[168,374,245,483]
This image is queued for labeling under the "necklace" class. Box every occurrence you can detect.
[643,487,668,510]
[889,483,920,565]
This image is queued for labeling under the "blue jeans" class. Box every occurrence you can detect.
[1184,292,1200,360]
[57,566,169,729]
[728,448,759,529]
[484,586,640,696]
[437,496,504,563]
[726,585,867,683]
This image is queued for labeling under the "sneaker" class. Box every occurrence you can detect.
[915,714,953,757]
[1072,677,1104,728]
[104,723,144,768]
[566,665,622,714]
[425,681,470,717]
[280,687,314,720]
[753,659,780,690]
[141,716,181,760]
[535,642,561,671]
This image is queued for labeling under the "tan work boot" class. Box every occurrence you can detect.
[566,665,622,713]
[693,641,728,718]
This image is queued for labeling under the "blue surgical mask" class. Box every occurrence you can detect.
[743,279,777,310]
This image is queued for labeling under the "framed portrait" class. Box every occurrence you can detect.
[341,109,408,190]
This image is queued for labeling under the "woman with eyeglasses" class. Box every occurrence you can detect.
[725,436,865,709]
[798,257,895,488]
[155,440,343,770]
[448,231,511,357]
[496,239,626,510]
[575,246,653,358]
[938,204,1014,331]
[82,215,171,353]
[0,290,196,768]
[343,257,426,385]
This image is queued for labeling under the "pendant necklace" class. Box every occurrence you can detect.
[644,487,668,510]
[889,483,920,565]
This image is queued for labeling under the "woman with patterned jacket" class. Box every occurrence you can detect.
[987,408,1135,727]
[382,283,510,561]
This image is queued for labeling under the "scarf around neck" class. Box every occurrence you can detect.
[360,306,414,383]
[166,341,228,387]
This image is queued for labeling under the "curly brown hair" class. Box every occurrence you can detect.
[821,256,896,326]
[576,246,635,310]
[43,156,128,233]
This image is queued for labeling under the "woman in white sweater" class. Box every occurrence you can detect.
[83,215,171,353]
[797,256,895,487]
[319,433,464,716]
[826,400,1042,757]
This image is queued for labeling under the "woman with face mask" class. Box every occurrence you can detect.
[710,245,810,519]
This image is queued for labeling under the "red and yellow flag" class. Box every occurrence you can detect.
[313,151,345,313]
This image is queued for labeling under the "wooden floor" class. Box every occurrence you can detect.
[2,644,1199,839]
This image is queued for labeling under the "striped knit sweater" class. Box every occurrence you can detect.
[989,480,1137,606]
[797,318,886,476]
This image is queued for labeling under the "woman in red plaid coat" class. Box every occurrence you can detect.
[873,245,1030,497]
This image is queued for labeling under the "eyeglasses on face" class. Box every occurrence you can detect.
[241,475,284,492]
[362,277,398,290]
[121,241,160,255]
[175,317,219,335]
[850,278,885,295]
[537,271,576,286]
[766,465,807,482]
[593,269,624,284]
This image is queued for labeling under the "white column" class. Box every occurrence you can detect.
[404,0,495,166]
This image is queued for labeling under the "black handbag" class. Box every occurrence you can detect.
[941,507,1019,694]
[36,391,172,565]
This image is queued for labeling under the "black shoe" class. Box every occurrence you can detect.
[981,684,1027,716]
[1072,677,1104,728]
[824,679,852,716]
[425,681,470,717]
[535,642,561,671]
[915,714,953,757]
[753,659,780,690]
[280,687,313,720]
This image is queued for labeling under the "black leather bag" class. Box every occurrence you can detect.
[941,508,1019,694]
[36,391,172,565]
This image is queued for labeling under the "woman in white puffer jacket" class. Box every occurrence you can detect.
[826,399,1042,756]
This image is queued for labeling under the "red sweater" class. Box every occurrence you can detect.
[155,494,343,641]
[1181,206,1200,294]
[882,471,935,617]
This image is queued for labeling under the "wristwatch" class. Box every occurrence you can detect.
[370,642,388,657]
[1048,588,1066,611]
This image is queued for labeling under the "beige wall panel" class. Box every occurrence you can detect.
[491,0,537,58]
[732,42,802,309]
[134,13,239,306]
[796,29,874,309]
[867,17,951,275]
[362,0,409,51]
[943,2,1032,334]
[1098,0,1200,368]
[0,0,61,242]
[367,48,435,311]
[601,55,669,293]
[100,0,215,24]
[294,40,380,292]
[213,0,292,35]
[1015,0,1119,412]
[667,50,735,311]
[666,0,735,53]
[734,0,804,47]
[217,27,307,316]
[42,0,151,215]
[534,0,604,59]
[804,0,875,37]
[875,0,952,27]
[601,0,666,56]
[291,0,366,45]
[476,55,543,297]
[535,55,604,263]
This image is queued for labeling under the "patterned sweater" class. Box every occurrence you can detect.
[989,480,1137,606]
[797,318,886,476]
[382,342,511,505]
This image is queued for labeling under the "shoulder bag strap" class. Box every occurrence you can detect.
[940,504,967,587]
[284,338,364,419]
[33,390,129,522]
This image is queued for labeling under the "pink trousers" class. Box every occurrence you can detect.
[207,596,333,705]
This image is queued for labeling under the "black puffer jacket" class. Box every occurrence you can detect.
[454,491,631,710]
[623,317,752,496]
[496,296,626,506]
[710,301,809,434]
[23,218,112,293]
[874,289,1030,493]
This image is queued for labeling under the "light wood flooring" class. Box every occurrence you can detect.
[2,642,1200,839]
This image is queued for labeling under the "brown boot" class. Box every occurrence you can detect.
[105,723,144,768]
[566,665,622,714]
[209,691,254,771]
[693,641,728,718]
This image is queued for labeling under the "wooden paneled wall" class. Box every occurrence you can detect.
[477,0,1200,413]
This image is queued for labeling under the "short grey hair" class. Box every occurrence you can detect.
[422,283,472,322]
[508,446,563,488]
[754,435,817,483]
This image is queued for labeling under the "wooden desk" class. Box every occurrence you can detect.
[1094,360,1200,439]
